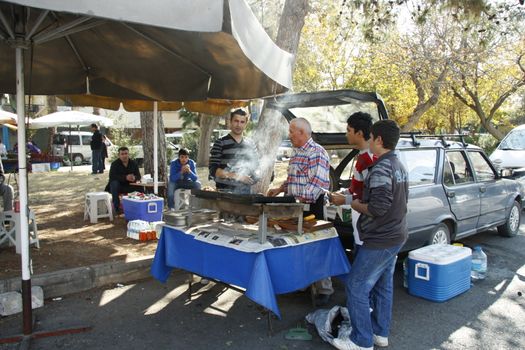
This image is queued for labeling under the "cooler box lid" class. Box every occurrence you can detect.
[409,244,472,265]
[122,196,163,203]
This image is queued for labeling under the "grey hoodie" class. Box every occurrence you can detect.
[357,150,409,249]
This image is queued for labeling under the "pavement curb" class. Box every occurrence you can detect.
[0,255,157,298]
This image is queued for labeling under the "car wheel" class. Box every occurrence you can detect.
[429,223,450,245]
[72,154,83,165]
[497,201,521,237]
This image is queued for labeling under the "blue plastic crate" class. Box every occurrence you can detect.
[408,244,472,302]
[122,197,164,222]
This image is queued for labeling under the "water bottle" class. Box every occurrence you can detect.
[403,257,408,288]
[471,246,487,280]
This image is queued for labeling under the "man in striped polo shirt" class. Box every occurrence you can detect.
[267,117,333,305]
[209,109,259,194]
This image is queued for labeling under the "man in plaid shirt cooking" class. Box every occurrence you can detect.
[267,117,333,305]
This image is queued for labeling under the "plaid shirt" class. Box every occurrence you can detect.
[284,138,330,203]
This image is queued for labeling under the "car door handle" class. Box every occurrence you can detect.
[446,191,455,198]
[479,186,486,193]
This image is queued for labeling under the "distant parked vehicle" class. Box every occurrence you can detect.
[490,124,525,170]
[276,140,293,160]
[52,131,115,164]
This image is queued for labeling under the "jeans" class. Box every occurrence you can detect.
[346,243,402,348]
[167,180,201,209]
[92,149,102,173]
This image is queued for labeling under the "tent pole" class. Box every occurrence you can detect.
[153,101,158,194]
[69,125,73,171]
[16,46,32,335]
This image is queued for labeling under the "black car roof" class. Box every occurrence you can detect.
[265,89,389,120]
[265,89,389,147]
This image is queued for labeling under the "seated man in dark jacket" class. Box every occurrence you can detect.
[105,147,141,214]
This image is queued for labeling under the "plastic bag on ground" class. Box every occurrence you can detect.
[305,305,352,345]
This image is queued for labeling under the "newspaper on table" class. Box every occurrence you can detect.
[176,222,338,253]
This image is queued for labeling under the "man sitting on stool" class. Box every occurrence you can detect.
[167,148,201,211]
[105,147,141,214]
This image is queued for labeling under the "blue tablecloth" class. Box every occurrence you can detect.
[151,226,351,318]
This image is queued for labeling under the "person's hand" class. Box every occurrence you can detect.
[182,165,190,174]
[351,198,361,210]
[237,174,255,185]
[126,174,136,182]
[267,188,280,197]
[329,192,346,205]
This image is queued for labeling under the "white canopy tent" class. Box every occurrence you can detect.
[29,111,114,171]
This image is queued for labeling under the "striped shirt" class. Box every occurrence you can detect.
[350,149,377,200]
[284,138,330,203]
[209,134,259,192]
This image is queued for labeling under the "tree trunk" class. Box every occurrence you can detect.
[45,96,57,153]
[253,0,309,194]
[197,114,219,167]
[140,111,167,182]
[401,68,447,132]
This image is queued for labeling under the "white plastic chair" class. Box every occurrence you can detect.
[0,209,40,252]
[84,192,113,224]
[174,189,191,211]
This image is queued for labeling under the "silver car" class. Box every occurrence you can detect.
[266,90,524,252]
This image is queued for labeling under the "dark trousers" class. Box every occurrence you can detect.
[109,180,133,210]
[92,149,103,173]
[305,194,326,220]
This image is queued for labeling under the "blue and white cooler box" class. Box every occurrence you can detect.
[408,244,472,302]
[122,196,164,222]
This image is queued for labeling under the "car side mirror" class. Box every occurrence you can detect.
[500,168,514,178]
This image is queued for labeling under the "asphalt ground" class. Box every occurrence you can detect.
[1,224,524,350]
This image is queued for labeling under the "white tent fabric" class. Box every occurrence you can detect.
[29,111,113,129]
[0,109,18,124]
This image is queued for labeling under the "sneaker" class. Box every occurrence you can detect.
[373,335,389,347]
[332,338,373,350]
[169,208,176,212]
[200,278,209,285]
[314,293,331,307]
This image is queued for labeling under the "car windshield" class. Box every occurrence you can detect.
[290,101,380,133]
[499,129,525,150]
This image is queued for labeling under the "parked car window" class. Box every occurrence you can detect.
[468,151,497,182]
[445,151,474,185]
[499,129,525,150]
[68,135,80,145]
[81,135,92,146]
[397,149,437,187]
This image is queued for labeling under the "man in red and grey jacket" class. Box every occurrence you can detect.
[329,112,376,253]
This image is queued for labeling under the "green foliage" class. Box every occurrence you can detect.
[181,129,201,160]
[180,108,199,129]
[464,133,499,154]
[108,128,140,162]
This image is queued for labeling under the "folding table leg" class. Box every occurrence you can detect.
[266,309,273,336]
[187,273,193,301]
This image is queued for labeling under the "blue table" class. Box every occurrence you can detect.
[151,226,351,318]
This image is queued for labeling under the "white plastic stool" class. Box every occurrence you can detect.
[174,189,191,211]
[0,209,40,254]
[84,192,113,224]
